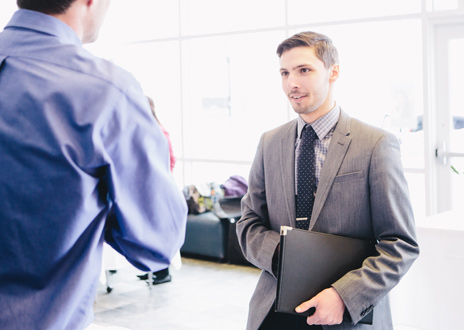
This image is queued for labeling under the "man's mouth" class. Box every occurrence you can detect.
[290,94,306,100]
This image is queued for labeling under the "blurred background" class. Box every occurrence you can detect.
[2,0,464,220]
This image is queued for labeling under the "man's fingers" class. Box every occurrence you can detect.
[305,288,345,325]
[295,298,316,313]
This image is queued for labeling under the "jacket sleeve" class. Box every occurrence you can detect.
[236,133,280,277]
[332,132,420,324]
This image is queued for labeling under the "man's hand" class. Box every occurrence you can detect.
[295,287,345,325]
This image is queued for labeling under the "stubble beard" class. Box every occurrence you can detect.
[290,94,323,115]
[290,83,330,116]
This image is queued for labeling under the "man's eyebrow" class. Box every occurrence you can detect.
[293,64,313,70]
[280,64,313,72]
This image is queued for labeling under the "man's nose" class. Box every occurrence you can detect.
[287,74,299,89]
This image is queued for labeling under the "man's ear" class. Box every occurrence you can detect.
[329,64,340,83]
[74,0,93,9]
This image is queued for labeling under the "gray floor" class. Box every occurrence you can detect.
[92,257,261,330]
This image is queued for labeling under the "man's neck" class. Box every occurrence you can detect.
[49,2,86,42]
[300,100,336,124]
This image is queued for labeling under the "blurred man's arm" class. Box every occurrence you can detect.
[103,91,187,273]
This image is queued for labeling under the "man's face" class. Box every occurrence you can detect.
[279,46,338,117]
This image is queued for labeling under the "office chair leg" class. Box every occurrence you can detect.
[148,272,153,290]
[105,270,113,293]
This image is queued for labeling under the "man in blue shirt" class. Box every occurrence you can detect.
[0,1,188,329]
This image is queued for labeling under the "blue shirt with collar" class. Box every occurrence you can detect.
[0,9,187,329]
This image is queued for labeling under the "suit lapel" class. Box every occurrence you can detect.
[309,110,352,230]
[280,120,297,227]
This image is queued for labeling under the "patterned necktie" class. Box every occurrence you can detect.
[296,125,318,230]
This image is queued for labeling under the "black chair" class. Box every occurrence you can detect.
[180,197,250,265]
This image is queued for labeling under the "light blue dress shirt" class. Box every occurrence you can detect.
[0,9,187,330]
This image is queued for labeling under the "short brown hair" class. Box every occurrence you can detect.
[17,0,76,15]
[276,31,339,68]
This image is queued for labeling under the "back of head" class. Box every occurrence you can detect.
[17,0,76,15]
[17,0,111,44]
[276,31,339,68]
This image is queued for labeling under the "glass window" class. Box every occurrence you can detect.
[427,0,459,11]
[288,0,421,25]
[448,38,464,208]
[104,41,183,165]
[181,31,287,168]
[290,20,424,213]
[172,161,185,189]
[0,3,17,31]
[98,0,180,43]
[405,173,426,220]
[183,161,251,186]
[291,19,423,167]
[179,0,286,36]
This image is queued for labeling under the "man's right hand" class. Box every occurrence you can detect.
[295,287,345,325]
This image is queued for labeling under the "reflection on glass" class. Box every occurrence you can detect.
[448,38,464,208]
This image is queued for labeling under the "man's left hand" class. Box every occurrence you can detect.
[295,287,345,325]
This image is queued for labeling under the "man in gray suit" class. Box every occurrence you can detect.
[236,31,419,329]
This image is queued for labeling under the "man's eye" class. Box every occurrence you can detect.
[281,71,289,77]
[301,68,311,73]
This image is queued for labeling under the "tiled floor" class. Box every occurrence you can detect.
[92,257,261,330]
[90,257,423,330]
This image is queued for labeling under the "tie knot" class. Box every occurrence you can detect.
[302,125,317,143]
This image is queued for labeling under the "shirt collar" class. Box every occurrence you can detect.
[297,104,340,140]
[5,9,82,46]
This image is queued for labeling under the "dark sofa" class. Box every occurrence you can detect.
[180,197,250,265]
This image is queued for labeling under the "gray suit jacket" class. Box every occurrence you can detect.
[237,110,419,330]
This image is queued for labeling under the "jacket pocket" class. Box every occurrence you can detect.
[333,171,364,183]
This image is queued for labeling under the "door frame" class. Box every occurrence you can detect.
[428,17,464,214]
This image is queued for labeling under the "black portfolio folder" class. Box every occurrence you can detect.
[275,226,375,325]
